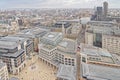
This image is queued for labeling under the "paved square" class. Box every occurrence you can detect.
[10,55,57,80]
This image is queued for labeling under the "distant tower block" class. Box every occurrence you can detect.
[103,1,108,17]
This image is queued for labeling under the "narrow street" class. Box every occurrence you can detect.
[76,25,86,80]
[77,25,86,45]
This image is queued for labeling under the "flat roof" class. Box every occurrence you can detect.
[0,36,27,42]
[13,34,35,38]
[57,64,76,80]
[82,62,120,80]
[82,48,112,57]
[16,27,49,38]
[60,19,80,23]
[0,40,17,49]
[0,49,24,58]
[43,32,62,41]
[41,44,56,51]
[80,44,115,64]
[86,21,120,36]
[88,21,115,24]
[58,38,76,54]
[61,17,90,24]
[81,44,112,57]
[41,32,63,46]
[19,27,48,35]
[53,21,71,28]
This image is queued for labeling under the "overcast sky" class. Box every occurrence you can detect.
[0,0,120,8]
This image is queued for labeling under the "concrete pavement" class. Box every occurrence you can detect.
[10,55,57,80]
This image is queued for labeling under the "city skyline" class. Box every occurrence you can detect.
[0,0,120,9]
[0,0,120,80]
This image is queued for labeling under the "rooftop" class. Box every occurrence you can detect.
[88,21,116,24]
[82,48,112,57]
[59,19,80,23]
[57,38,76,54]
[57,64,76,80]
[86,21,120,36]
[20,27,48,34]
[82,62,120,80]
[17,27,49,38]
[0,49,24,58]
[54,22,71,28]
[43,32,62,41]
[0,40,17,49]
[0,36,28,43]
[41,44,56,51]
[59,18,88,27]
[80,44,115,64]
[41,32,63,45]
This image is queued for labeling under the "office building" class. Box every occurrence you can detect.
[56,38,77,66]
[39,33,77,69]
[85,21,120,55]
[91,1,109,21]
[0,40,26,74]
[52,19,83,39]
[0,61,9,80]
[53,21,71,29]
[40,32,63,46]
[39,44,58,68]
[85,21,116,47]
[96,7,103,16]
[96,7,103,21]
[102,35,120,55]
[52,22,72,37]
[103,1,108,17]
[56,64,76,80]
[80,44,120,80]
[81,62,120,80]
[0,36,33,56]
[39,32,63,68]
[80,43,120,66]
[0,23,10,36]
[10,21,19,32]
[14,27,49,52]
[17,19,23,26]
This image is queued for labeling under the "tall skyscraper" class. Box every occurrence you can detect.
[96,7,103,20]
[103,1,108,17]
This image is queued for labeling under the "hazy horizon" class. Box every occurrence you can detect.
[0,0,120,9]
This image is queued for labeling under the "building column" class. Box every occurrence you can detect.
[43,59,44,63]
[17,68,19,75]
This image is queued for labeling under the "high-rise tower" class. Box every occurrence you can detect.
[103,1,108,17]
[96,7,103,21]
